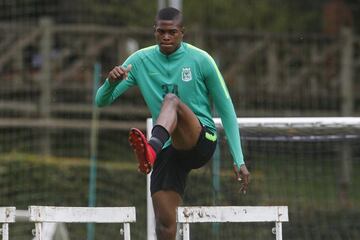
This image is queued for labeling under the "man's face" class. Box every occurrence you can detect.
[154,19,184,55]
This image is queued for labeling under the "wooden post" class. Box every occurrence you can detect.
[39,17,53,157]
[339,27,354,207]
[14,46,24,86]
[193,24,205,49]
[340,27,354,116]
[267,40,278,93]
[117,38,127,64]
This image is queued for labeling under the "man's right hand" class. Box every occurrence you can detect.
[108,64,132,83]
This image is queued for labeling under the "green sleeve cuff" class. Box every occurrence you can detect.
[233,158,245,170]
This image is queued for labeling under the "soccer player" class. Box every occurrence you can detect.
[96,7,250,240]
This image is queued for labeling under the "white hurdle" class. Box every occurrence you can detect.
[177,206,288,240]
[29,206,136,240]
[0,207,16,240]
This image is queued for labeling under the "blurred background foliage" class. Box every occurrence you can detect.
[1,0,359,33]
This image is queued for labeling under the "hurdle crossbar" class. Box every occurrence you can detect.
[0,207,16,240]
[29,206,136,240]
[177,206,288,240]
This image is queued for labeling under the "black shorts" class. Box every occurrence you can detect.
[150,126,217,197]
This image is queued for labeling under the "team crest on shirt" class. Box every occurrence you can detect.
[181,67,192,82]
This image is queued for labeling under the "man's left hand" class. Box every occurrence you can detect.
[233,164,250,194]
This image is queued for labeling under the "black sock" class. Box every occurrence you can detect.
[148,125,170,154]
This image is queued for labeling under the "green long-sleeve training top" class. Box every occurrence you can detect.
[95,42,244,168]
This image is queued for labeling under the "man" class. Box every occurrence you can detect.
[96,7,250,240]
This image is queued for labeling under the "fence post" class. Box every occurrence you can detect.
[340,27,354,116]
[87,63,101,240]
[267,40,278,93]
[339,27,354,207]
[39,17,54,157]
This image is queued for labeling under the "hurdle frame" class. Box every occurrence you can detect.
[177,206,288,240]
[28,206,136,240]
[0,207,16,240]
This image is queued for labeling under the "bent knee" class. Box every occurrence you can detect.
[163,93,180,104]
[155,222,177,239]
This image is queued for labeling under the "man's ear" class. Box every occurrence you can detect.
[181,27,185,34]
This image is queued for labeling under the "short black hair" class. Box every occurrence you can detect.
[155,7,183,24]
